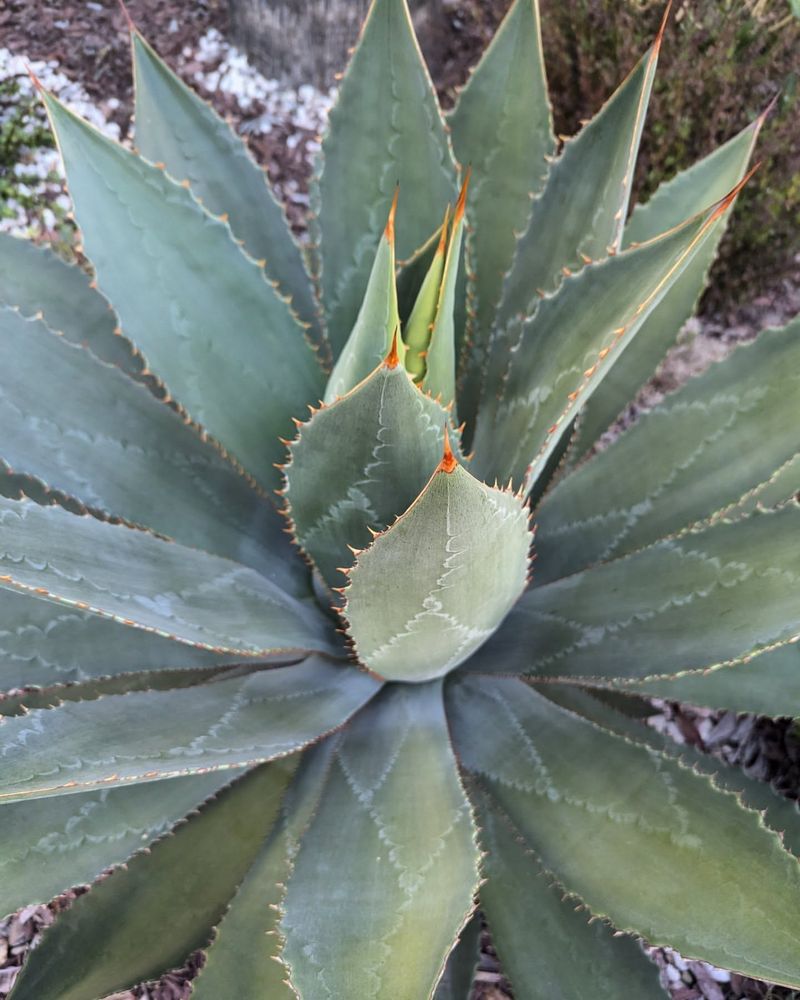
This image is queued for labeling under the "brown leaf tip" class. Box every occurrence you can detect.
[384,327,401,368]
[118,0,136,31]
[454,166,472,225]
[436,204,451,258]
[26,65,44,93]
[654,0,672,50]
[438,424,458,474]
[385,186,400,243]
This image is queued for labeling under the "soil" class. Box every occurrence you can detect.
[0,2,798,999]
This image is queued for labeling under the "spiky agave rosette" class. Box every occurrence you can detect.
[0,1,799,998]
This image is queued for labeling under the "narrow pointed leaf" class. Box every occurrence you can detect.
[422,187,468,410]
[447,0,554,429]
[0,496,336,657]
[285,358,452,587]
[536,317,800,582]
[0,587,228,690]
[470,782,666,999]
[0,306,307,595]
[0,657,379,802]
[8,762,294,1000]
[464,503,800,682]
[432,911,481,1000]
[450,675,800,987]
[191,742,335,1000]
[313,0,457,355]
[0,770,239,918]
[132,31,322,343]
[344,453,531,682]
[571,117,762,457]
[472,184,750,493]
[494,38,661,337]
[404,210,448,379]
[396,221,445,325]
[43,93,323,489]
[323,202,401,402]
[282,682,480,1000]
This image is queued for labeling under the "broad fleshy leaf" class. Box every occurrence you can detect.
[450,675,800,987]
[570,116,763,456]
[465,503,800,683]
[0,495,336,657]
[0,769,239,918]
[0,657,378,802]
[447,0,554,431]
[8,762,294,1000]
[469,782,666,999]
[132,29,322,344]
[323,197,401,402]
[313,0,457,355]
[344,446,531,682]
[281,682,480,1000]
[43,92,324,489]
[191,742,335,1000]
[472,181,751,493]
[536,317,800,582]
[0,305,308,595]
[285,356,452,588]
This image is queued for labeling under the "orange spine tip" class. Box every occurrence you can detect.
[26,65,44,92]
[454,166,472,224]
[438,425,458,474]
[385,186,400,242]
[436,204,451,257]
[655,0,672,49]
[384,327,401,368]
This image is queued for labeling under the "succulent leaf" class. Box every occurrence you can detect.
[432,911,481,1000]
[0,657,378,802]
[323,194,402,402]
[570,116,763,458]
[732,451,800,515]
[536,315,800,581]
[8,762,294,1000]
[469,781,667,999]
[313,0,457,356]
[404,206,449,379]
[284,355,453,588]
[43,92,324,490]
[473,181,752,492]
[131,30,323,346]
[344,439,531,682]
[447,0,554,433]
[281,682,480,1000]
[450,675,800,987]
[396,219,446,326]
[0,769,239,918]
[0,305,307,595]
[465,503,800,682]
[0,495,337,657]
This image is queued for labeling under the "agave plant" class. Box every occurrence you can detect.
[1,1,799,997]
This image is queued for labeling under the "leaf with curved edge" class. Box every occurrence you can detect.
[613,642,800,718]
[323,195,401,402]
[282,681,480,1000]
[0,769,240,918]
[570,115,764,459]
[447,0,554,433]
[421,177,469,411]
[344,439,531,682]
[492,24,664,346]
[191,741,335,1000]
[0,588,229,690]
[404,208,449,379]
[471,177,752,493]
[533,682,800,862]
[432,910,481,1000]
[313,0,457,357]
[0,495,337,658]
[732,451,800,516]
[0,233,138,374]
[8,762,293,1000]
[449,674,800,987]
[285,353,452,589]
[0,656,379,803]
[42,92,324,490]
[536,318,800,583]
[469,781,666,1000]
[131,30,322,347]
[396,221,445,325]
[0,306,308,596]
[464,503,800,682]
